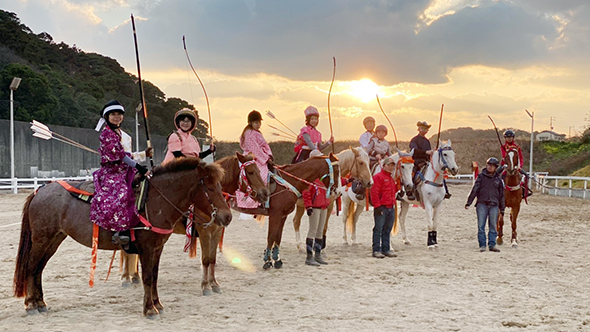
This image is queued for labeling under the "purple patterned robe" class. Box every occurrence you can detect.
[90,126,138,231]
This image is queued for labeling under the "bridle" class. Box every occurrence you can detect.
[238,159,259,199]
[274,158,339,198]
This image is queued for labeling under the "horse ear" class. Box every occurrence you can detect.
[447,139,452,146]
[409,148,415,156]
[236,152,245,162]
[351,146,359,157]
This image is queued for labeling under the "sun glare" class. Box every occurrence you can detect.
[348,79,379,103]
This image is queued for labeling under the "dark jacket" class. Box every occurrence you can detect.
[466,169,505,212]
[409,134,431,166]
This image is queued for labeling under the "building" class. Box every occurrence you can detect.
[536,130,566,142]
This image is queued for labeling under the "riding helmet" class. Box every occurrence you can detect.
[363,116,375,125]
[486,157,500,166]
[174,108,197,132]
[304,106,320,118]
[503,129,515,137]
[101,100,125,118]
[248,110,263,123]
[375,124,388,135]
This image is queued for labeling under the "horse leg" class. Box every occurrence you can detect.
[424,203,435,250]
[351,202,364,245]
[209,225,224,294]
[139,248,159,318]
[121,253,140,287]
[511,204,520,247]
[268,214,287,269]
[398,201,411,245]
[198,227,213,296]
[432,204,441,248]
[149,246,165,313]
[26,233,67,314]
[341,197,351,244]
[497,209,505,245]
[293,204,305,253]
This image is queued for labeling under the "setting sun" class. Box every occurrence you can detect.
[347,78,380,103]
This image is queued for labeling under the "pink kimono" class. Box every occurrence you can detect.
[163,129,201,163]
[90,126,139,232]
[236,129,273,208]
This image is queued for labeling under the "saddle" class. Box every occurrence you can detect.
[58,178,148,211]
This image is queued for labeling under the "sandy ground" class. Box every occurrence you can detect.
[1,184,590,332]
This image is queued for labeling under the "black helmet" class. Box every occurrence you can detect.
[503,129,515,137]
[248,110,263,123]
[486,157,500,166]
[101,100,125,119]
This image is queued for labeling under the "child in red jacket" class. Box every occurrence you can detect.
[302,178,330,266]
[370,156,398,258]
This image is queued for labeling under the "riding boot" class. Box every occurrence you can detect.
[443,180,452,199]
[314,238,328,265]
[432,231,438,245]
[427,231,435,246]
[112,231,130,246]
[321,234,327,250]
[305,238,319,266]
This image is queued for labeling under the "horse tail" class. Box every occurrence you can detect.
[14,193,35,298]
[345,201,355,234]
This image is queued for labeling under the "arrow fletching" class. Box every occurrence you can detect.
[33,132,52,140]
[266,110,276,119]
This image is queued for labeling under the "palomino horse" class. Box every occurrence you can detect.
[334,149,415,245]
[292,147,372,250]
[497,148,522,247]
[121,152,269,295]
[398,140,459,249]
[233,154,340,269]
[13,158,232,317]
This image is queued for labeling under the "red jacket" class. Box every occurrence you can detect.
[303,179,330,209]
[370,169,397,208]
[501,142,524,167]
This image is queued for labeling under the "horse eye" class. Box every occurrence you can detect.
[247,171,254,175]
[359,162,364,165]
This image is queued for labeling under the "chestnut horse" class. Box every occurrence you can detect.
[13,158,232,317]
[233,154,340,269]
[497,148,522,247]
[292,147,372,250]
[120,152,269,295]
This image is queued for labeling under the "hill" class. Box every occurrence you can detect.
[0,10,208,138]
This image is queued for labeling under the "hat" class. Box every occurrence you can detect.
[174,108,197,132]
[417,121,431,129]
[486,157,500,166]
[248,110,263,123]
[503,129,515,137]
[363,116,375,124]
[95,100,125,131]
[382,156,395,165]
[304,106,320,118]
[375,124,388,135]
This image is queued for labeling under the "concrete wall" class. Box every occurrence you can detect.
[0,119,169,178]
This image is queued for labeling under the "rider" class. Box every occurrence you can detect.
[292,106,334,163]
[365,124,392,172]
[499,129,532,198]
[465,157,505,252]
[163,108,216,163]
[236,110,274,208]
[302,177,330,266]
[359,116,376,150]
[90,100,153,246]
[408,121,451,201]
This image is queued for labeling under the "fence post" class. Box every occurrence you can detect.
[34,177,38,191]
[569,179,572,198]
[584,180,587,200]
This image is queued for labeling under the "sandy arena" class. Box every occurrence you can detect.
[1,184,589,331]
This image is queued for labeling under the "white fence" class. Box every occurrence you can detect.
[536,174,590,200]
[0,176,93,193]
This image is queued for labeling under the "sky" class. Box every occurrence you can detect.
[2,0,590,142]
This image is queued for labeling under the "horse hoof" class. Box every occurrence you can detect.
[202,288,213,296]
[26,308,40,316]
[37,305,47,313]
[497,238,504,245]
[121,281,132,288]
[274,260,283,269]
[263,261,273,270]
[132,275,141,284]
[154,301,164,312]
[212,286,222,294]
[428,245,436,251]
[145,310,160,319]
[403,240,411,246]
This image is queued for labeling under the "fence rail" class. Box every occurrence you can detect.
[0,176,93,193]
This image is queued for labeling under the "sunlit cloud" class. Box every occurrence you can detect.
[416,0,485,32]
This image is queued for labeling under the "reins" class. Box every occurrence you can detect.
[275,158,338,198]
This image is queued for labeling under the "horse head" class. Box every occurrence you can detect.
[236,152,270,203]
[433,140,459,176]
[504,149,520,175]
[350,147,373,187]
[395,148,415,193]
[194,162,233,227]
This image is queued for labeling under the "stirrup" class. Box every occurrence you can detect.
[112,232,130,246]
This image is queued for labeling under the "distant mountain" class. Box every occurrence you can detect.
[430,127,532,142]
[0,10,208,137]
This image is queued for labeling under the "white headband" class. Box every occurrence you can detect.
[95,105,125,131]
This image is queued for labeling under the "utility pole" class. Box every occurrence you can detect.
[9,77,22,194]
[550,117,556,131]
[525,110,534,190]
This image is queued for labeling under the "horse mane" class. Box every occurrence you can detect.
[152,157,224,183]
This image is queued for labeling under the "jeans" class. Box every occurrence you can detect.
[373,206,395,253]
[476,204,499,248]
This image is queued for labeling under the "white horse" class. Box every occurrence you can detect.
[338,149,415,245]
[292,147,373,251]
[398,140,459,249]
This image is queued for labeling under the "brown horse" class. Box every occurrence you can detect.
[291,147,372,250]
[13,158,232,317]
[233,154,340,269]
[497,148,522,247]
[121,152,269,295]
